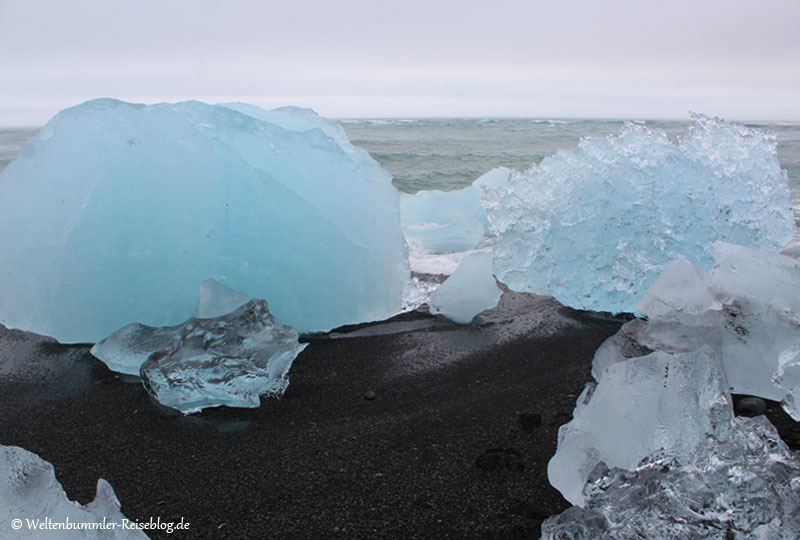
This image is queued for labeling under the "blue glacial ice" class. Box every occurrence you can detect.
[482,115,795,314]
[400,167,510,255]
[0,99,409,343]
[428,250,502,323]
[1,445,147,539]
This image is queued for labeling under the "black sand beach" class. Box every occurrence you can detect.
[2,292,798,539]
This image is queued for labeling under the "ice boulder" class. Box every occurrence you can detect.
[428,251,502,323]
[0,99,409,342]
[0,445,148,539]
[597,242,800,416]
[400,167,510,254]
[548,346,733,506]
[482,115,795,314]
[542,416,800,539]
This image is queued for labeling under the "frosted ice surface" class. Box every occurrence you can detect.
[548,346,732,506]
[140,299,307,414]
[599,242,800,412]
[400,167,509,254]
[428,251,502,323]
[541,416,800,539]
[0,99,408,342]
[482,115,795,314]
[0,445,147,539]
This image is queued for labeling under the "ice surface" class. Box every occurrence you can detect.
[428,251,502,323]
[548,346,733,506]
[400,167,509,254]
[597,242,800,414]
[0,445,147,539]
[0,99,408,342]
[191,279,251,318]
[91,322,179,376]
[541,416,800,539]
[482,115,794,314]
[140,299,307,414]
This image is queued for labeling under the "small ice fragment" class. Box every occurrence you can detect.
[428,251,502,323]
[140,299,307,414]
[0,445,147,539]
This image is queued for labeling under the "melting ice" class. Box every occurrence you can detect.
[0,99,409,342]
[482,115,795,314]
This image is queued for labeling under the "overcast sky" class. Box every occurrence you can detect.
[1,0,798,125]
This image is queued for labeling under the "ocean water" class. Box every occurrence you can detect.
[2,118,800,224]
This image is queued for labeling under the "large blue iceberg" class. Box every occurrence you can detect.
[0,99,409,342]
[482,115,795,314]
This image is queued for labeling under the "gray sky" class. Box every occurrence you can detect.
[1,0,798,125]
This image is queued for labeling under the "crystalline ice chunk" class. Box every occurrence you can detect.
[541,416,800,539]
[0,99,409,342]
[548,346,733,506]
[0,445,147,539]
[428,251,502,323]
[139,299,308,414]
[598,243,800,412]
[482,115,794,314]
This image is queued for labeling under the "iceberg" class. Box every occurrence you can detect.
[0,445,148,539]
[428,250,502,323]
[482,115,795,314]
[0,99,409,343]
[400,167,510,255]
[541,416,800,539]
[597,242,800,416]
[548,346,732,506]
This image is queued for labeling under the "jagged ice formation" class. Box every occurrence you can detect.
[482,115,794,314]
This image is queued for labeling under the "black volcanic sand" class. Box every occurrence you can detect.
[1,292,798,539]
